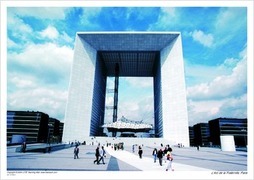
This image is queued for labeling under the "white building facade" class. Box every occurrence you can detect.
[62,32,190,147]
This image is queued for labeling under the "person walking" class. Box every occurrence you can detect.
[138,146,143,159]
[164,145,172,163]
[168,145,172,152]
[21,142,26,153]
[166,150,174,171]
[93,146,100,164]
[98,146,106,164]
[74,145,79,159]
[157,148,164,166]
[152,148,157,163]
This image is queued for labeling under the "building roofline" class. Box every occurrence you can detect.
[76,31,181,35]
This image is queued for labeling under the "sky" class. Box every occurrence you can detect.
[4,4,250,127]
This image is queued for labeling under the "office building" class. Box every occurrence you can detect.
[7,111,49,144]
[7,110,63,144]
[209,117,247,147]
[63,32,189,146]
[193,123,210,146]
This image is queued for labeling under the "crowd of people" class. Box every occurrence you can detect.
[72,142,174,171]
[93,145,106,164]
[150,144,174,171]
[134,143,174,171]
[72,143,107,165]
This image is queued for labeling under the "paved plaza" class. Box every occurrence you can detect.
[6,144,247,171]
[3,143,251,180]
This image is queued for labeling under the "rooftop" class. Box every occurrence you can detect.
[77,32,180,77]
[102,116,153,132]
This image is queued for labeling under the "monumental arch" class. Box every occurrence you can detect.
[63,32,190,146]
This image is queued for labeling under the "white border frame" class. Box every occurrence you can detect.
[1,1,253,180]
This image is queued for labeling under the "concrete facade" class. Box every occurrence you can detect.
[62,32,189,146]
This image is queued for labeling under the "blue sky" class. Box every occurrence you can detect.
[5,5,250,126]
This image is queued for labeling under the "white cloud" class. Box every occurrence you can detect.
[148,7,177,30]
[7,42,73,120]
[79,8,102,28]
[7,15,32,34]
[104,76,154,124]
[8,42,73,83]
[7,38,18,49]
[218,94,247,118]
[222,58,239,68]
[124,77,153,88]
[187,94,247,126]
[61,31,73,43]
[215,8,246,33]
[106,77,115,89]
[126,7,161,23]
[7,87,68,121]
[39,26,59,39]
[161,7,176,17]
[118,96,154,123]
[184,50,245,87]
[8,73,36,89]
[7,8,72,49]
[187,47,247,125]
[190,30,214,47]
[8,7,68,20]
[104,93,154,124]
[187,99,221,125]
[5,6,248,128]
[105,96,113,107]
[7,12,33,41]
[214,8,247,46]
[38,26,73,43]
[187,48,246,100]
[185,60,233,86]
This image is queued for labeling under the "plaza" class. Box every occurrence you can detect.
[5,143,248,179]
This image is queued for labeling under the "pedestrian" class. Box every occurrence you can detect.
[21,142,26,153]
[163,145,168,154]
[132,144,135,153]
[138,146,143,159]
[166,151,174,171]
[152,148,157,163]
[197,145,200,151]
[157,148,163,166]
[164,146,169,163]
[94,146,100,164]
[164,145,172,163]
[168,145,172,152]
[74,145,79,159]
[98,146,106,164]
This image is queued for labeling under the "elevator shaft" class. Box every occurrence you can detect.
[113,63,119,123]
[112,63,119,137]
